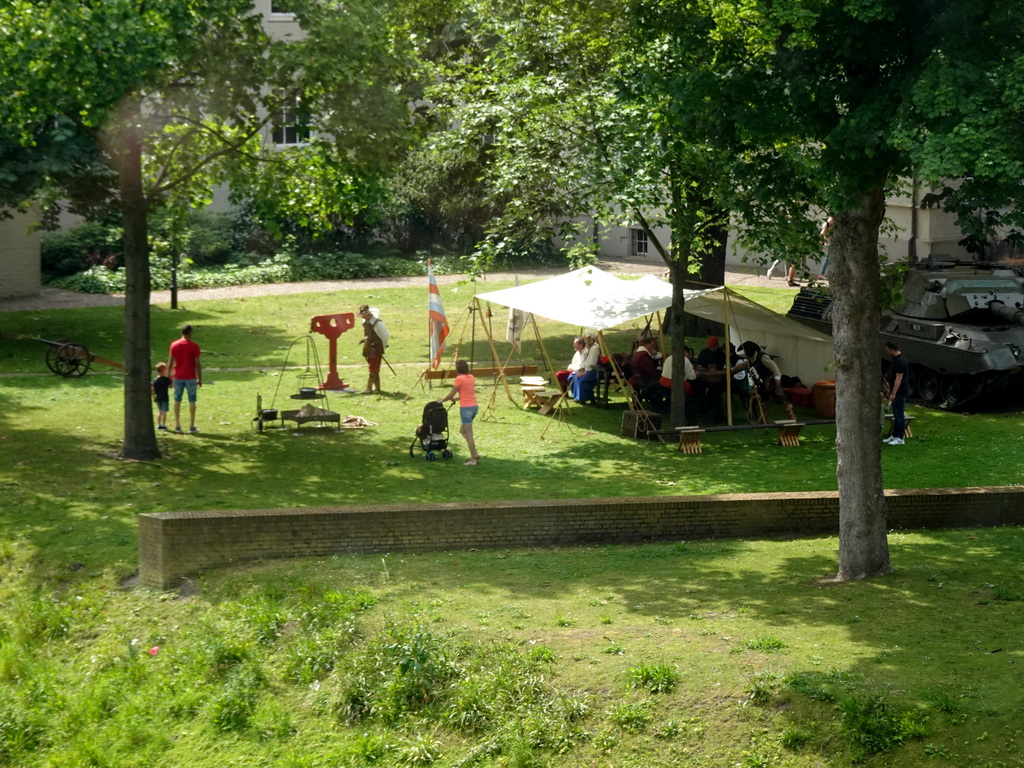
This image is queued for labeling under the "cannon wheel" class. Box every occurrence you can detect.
[46,341,92,378]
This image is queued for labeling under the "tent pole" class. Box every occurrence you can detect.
[597,331,630,403]
[469,302,477,365]
[474,297,517,406]
[724,289,734,426]
[531,313,558,384]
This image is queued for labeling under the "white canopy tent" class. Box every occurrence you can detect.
[476,266,673,331]
[476,267,834,388]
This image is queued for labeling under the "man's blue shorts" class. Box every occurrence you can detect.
[173,379,198,403]
[460,405,478,424]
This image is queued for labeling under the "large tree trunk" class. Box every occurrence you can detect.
[116,118,160,461]
[695,220,727,288]
[667,258,689,429]
[831,186,891,580]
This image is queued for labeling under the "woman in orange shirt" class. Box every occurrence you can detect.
[437,359,481,466]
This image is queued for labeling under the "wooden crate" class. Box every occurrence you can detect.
[621,409,662,439]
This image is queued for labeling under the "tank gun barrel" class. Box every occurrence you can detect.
[988,300,1024,326]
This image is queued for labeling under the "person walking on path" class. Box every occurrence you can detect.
[818,214,836,279]
[168,324,202,434]
[358,304,389,394]
[436,358,481,465]
[884,341,909,445]
[151,362,171,431]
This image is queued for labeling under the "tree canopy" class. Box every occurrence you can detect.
[719,0,1024,579]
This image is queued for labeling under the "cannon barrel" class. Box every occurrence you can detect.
[988,300,1024,326]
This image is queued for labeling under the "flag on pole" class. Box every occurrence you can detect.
[506,275,531,352]
[427,259,449,369]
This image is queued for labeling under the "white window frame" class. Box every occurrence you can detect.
[629,227,649,257]
[271,98,311,147]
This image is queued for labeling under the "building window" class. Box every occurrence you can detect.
[270,1,296,14]
[630,228,648,257]
[271,99,311,146]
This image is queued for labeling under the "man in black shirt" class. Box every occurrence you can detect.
[884,341,909,445]
[693,336,727,423]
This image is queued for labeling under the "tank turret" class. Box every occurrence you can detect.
[789,262,1024,407]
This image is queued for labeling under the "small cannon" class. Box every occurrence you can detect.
[1,331,123,378]
[39,337,123,378]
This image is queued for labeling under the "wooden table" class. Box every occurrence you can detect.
[522,386,566,415]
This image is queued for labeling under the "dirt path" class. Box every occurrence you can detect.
[0,258,792,313]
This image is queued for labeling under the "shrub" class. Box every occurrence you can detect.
[745,636,786,652]
[745,672,781,706]
[0,699,44,761]
[607,702,652,733]
[341,730,391,764]
[41,221,124,279]
[338,625,462,724]
[396,734,443,765]
[209,664,267,732]
[49,251,431,294]
[624,663,679,694]
[780,727,812,750]
[838,694,927,756]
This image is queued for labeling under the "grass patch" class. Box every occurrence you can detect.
[624,663,679,693]
[3,280,1024,766]
[0,533,1022,765]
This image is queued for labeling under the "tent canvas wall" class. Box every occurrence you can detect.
[476,267,834,388]
[678,284,836,388]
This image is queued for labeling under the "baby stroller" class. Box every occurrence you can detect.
[410,401,453,461]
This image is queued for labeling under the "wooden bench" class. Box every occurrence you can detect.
[425,364,540,384]
[883,413,915,438]
[660,419,838,454]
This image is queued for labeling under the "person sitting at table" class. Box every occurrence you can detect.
[629,337,663,409]
[659,353,696,396]
[659,351,697,418]
[695,335,726,371]
[732,340,797,420]
[692,336,727,422]
[555,336,586,391]
[568,331,602,404]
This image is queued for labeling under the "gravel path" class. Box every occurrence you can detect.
[0,258,795,313]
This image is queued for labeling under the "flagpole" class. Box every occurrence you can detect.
[427,259,450,370]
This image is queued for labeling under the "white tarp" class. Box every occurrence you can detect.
[475,266,673,331]
[475,267,834,386]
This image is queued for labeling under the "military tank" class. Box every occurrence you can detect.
[788,261,1024,407]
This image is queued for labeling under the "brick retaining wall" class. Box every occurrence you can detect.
[138,486,1024,588]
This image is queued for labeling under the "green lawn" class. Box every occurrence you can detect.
[1,280,1023,767]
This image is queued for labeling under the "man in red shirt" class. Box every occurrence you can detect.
[167,324,202,434]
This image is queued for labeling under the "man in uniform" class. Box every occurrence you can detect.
[359,305,389,393]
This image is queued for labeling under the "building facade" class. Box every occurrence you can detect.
[0,208,42,299]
